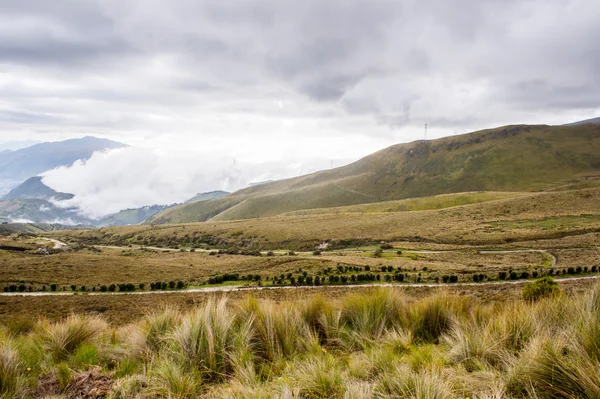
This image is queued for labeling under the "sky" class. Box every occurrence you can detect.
[1,0,600,217]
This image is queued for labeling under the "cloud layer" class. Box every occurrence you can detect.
[2,0,600,215]
[41,146,355,218]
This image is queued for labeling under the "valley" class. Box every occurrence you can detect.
[2,122,600,399]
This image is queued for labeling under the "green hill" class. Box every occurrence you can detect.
[96,204,174,227]
[148,124,600,224]
[185,190,230,204]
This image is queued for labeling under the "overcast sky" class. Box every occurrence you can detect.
[1,0,599,216]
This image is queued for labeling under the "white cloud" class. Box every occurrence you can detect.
[40,145,361,218]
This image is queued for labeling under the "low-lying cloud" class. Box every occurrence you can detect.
[41,147,353,218]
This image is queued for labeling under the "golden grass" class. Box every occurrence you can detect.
[3,283,600,398]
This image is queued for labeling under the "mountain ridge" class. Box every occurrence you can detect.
[0,136,126,195]
[147,123,600,224]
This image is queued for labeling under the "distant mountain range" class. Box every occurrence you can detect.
[0,174,230,227]
[564,117,600,126]
[0,136,126,196]
[147,123,600,224]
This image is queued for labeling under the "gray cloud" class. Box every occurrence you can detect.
[1,0,599,214]
[0,0,598,134]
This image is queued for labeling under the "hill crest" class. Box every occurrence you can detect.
[148,123,600,224]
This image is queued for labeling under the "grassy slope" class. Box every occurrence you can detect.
[282,191,523,216]
[148,124,600,223]
[57,187,600,250]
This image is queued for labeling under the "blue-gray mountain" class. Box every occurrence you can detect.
[0,136,126,195]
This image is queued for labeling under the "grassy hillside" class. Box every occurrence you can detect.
[57,187,600,251]
[282,191,523,216]
[185,190,230,204]
[149,124,600,224]
[96,204,173,227]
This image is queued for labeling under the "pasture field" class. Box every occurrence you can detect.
[53,187,600,251]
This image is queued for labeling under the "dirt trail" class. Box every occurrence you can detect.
[2,275,599,297]
[39,238,69,249]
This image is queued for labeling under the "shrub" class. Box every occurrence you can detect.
[374,249,383,258]
[498,271,507,280]
[177,281,185,289]
[442,275,450,283]
[568,267,575,275]
[473,274,480,282]
[522,277,561,302]
[449,275,458,283]
[510,272,518,280]
[520,272,529,279]
[312,250,321,256]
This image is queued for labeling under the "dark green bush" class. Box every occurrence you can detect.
[522,277,560,302]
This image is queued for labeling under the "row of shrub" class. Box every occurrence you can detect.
[3,281,187,293]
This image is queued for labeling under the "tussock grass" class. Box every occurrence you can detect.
[0,336,26,398]
[36,315,107,361]
[172,298,234,381]
[376,364,455,399]
[149,358,202,398]
[3,286,600,398]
